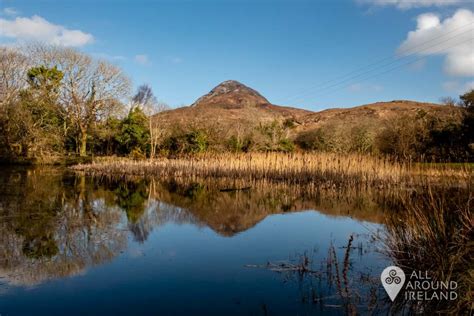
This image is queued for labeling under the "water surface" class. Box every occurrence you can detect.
[0,167,392,315]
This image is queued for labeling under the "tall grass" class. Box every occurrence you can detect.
[384,183,473,314]
[73,152,412,187]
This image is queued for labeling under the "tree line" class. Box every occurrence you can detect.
[1,43,473,163]
[0,44,167,163]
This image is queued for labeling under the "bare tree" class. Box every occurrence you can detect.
[132,84,169,158]
[28,44,131,156]
[439,96,458,107]
[0,47,30,108]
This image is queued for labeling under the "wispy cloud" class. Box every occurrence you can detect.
[357,0,465,10]
[92,52,126,62]
[0,15,94,47]
[397,9,474,77]
[134,54,150,65]
[2,7,19,16]
[442,80,474,94]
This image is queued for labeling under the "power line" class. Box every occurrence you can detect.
[278,21,474,104]
[297,36,474,105]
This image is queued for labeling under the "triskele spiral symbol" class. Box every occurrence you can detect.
[381,266,406,301]
[385,269,402,285]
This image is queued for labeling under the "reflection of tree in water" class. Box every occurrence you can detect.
[0,168,127,287]
[0,168,408,290]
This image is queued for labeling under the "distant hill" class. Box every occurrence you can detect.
[153,80,311,135]
[152,80,463,151]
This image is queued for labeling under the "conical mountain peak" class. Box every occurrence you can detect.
[191,80,270,108]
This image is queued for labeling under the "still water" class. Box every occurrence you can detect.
[0,167,392,315]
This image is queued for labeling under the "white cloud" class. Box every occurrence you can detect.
[358,0,465,9]
[443,80,474,93]
[0,15,93,47]
[134,54,150,65]
[397,9,474,77]
[2,7,19,16]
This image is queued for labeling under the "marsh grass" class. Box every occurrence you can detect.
[73,153,470,189]
[72,153,473,313]
[73,153,412,188]
[384,183,473,314]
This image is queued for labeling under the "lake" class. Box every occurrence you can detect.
[0,167,422,315]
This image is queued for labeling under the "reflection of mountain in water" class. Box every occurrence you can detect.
[150,178,388,236]
[0,167,391,287]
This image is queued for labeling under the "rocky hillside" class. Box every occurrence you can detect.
[152,80,462,151]
[153,80,311,135]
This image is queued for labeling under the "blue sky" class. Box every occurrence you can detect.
[1,0,473,110]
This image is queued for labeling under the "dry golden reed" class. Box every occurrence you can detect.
[73,152,411,187]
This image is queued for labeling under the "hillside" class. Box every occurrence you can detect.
[153,80,312,135]
[152,80,463,152]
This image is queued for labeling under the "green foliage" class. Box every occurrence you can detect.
[255,120,293,152]
[373,110,470,161]
[27,65,63,94]
[460,89,474,152]
[295,129,329,151]
[349,126,372,153]
[114,180,148,223]
[162,129,209,154]
[460,89,474,109]
[186,130,208,153]
[91,117,121,156]
[3,65,65,159]
[115,107,150,156]
[226,135,253,152]
[278,138,295,152]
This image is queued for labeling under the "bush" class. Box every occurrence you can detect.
[226,135,253,152]
[161,129,209,154]
[349,126,372,153]
[278,138,295,152]
[115,107,150,156]
[295,129,328,151]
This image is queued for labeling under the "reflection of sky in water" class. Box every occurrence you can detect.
[0,169,392,315]
[1,210,390,315]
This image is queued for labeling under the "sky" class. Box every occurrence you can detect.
[0,0,473,111]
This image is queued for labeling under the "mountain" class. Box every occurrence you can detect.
[152,80,462,147]
[153,80,311,134]
[191,80,270,108]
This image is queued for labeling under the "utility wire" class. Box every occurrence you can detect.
[278,21,474,104]
[298,36,474,104]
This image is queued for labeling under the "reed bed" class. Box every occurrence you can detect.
[384,183,473,314]
[72,152,412,188]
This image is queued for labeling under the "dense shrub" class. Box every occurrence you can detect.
[226,135,253,152]
[161,129,209,154]
[294,129,329,151]
[115,107,150,156]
